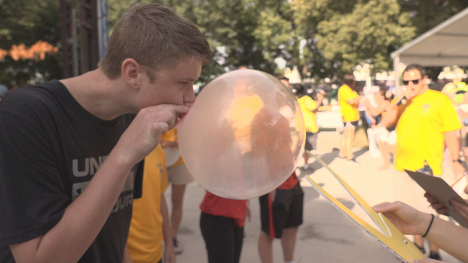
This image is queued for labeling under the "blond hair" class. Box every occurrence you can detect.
[98,4,211,80]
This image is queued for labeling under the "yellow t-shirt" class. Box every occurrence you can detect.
[338,84,360,122]
[127,146,168,263]
[227,94,264,154]
[161,127,184,167]
[297,95,318,133]
[161,128,176,143]
[394,90,461,175]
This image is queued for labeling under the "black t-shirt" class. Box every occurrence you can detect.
[0,80,142,262]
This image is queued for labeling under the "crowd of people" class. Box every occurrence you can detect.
[0,3,468,263]
[335,65,468,262]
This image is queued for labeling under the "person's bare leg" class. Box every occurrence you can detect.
[171,184,187,237]
[303,153,310,166]
[458,128,464,154]
[258,231,273,263]
[378,141,390,169]
[430,242,440,254]
[388,143,395,154]
[414,235,424,249]
[464,147,468,166]
[281,227,299,262]
[346,126,356,160]
[339,128,349,158]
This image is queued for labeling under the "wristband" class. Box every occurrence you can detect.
[422,214,434,238]
[453,159,462,163]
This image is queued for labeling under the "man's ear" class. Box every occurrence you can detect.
[121,58,141,89]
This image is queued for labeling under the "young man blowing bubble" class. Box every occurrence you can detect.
[0,4,211,263]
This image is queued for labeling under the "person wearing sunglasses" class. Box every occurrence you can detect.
[392,64,465,260]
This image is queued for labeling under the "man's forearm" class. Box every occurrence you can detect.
[161,194,173,244]
[426,217,468,262]
[10,149,136,263]
[316,97,324,109]
[445,130,460,160]
[365,108,375,123]
[161,194,176,263]
[348,97,360,105]
[123,246,133,263]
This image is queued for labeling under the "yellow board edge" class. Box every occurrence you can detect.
[305,151,424,262]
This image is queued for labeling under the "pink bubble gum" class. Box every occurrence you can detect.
[177,70,305,199]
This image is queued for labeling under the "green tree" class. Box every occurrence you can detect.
[189,0,278,76]
[315,0,416,76]
[254,0,302,74]
[108,0,279,81]
[0,0,61,89]
[292,0,358,80]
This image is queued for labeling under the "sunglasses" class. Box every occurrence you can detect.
[403,79,421,85]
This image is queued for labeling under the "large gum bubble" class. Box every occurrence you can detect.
[177,69,305,199]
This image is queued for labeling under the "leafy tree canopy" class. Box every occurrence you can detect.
[1,0,467,88]
[316,0,416,75]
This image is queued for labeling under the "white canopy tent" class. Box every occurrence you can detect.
[391,7,468,85]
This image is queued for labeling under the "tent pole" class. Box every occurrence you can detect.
[393,56,400,91]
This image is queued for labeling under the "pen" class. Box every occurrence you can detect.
[451,176,464,188]
[451,172,467,188]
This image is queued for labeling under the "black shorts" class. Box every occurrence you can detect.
[464,131,468,147]
[304,132,317,151]
[200,212,244,263]
[344,120,359,128]
[259,182,304,238]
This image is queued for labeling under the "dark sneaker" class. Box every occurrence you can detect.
[415,243,425,254]
[429,251,442,261]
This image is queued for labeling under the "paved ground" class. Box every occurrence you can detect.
[164,131,466,263]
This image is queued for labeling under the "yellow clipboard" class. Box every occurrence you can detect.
[306,151,424,262]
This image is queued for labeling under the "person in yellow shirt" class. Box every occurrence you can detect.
[127,146,175,263]
[296,85,325,169]
[161,127,194,255]
[394,64,465,260]
[338,73,362,162]
[227,93,265,155]
[395,65,464,176]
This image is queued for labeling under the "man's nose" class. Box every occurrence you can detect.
[184,90,196,106]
